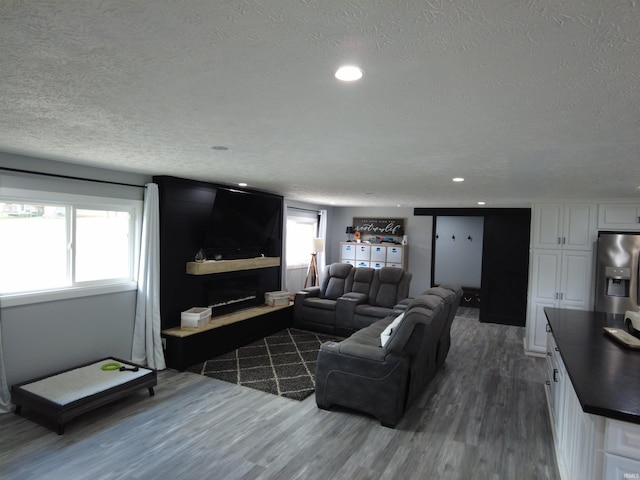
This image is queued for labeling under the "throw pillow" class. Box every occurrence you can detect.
[380,313,405,348]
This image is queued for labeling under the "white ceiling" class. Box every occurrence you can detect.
[1,0,639,207]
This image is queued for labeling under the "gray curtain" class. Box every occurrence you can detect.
[132,183,166,370]
[317,209,328,283]
[0,301,11,413]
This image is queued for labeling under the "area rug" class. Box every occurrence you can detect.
[187,329,341,401]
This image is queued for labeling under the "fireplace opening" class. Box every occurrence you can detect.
[205,275,260,316]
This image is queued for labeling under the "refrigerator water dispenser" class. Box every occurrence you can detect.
[604,266,631,298]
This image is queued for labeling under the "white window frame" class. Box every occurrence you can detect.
[0,186,142,307]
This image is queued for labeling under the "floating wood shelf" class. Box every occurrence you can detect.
[161,303,292,338]
[186,256,280,275]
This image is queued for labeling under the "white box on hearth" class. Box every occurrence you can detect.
[180,307,211,329]
[265,291,290,307]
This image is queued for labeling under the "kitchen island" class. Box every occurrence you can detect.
[544,307,640,480]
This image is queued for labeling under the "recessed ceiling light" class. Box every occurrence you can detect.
[238,183,247,187]
[335,65,363,82]
[478,201,486,205]
[452,177,464,182]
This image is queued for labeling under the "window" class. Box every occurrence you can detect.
[0,190,141,298]
[286,210,318,268]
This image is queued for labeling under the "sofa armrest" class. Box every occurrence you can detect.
[320,338,398,363]
[298,286,321,297]
[335,293,368,334]
[293,288,320,323]
[394,297,412,310]
[315,342,410,427]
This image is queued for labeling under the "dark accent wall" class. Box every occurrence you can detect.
[154,176,283,330]
[414,207,531,326]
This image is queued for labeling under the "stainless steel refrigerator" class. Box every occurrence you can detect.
[595,232,640,314]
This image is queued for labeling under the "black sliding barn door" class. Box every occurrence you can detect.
[479,211,531,326]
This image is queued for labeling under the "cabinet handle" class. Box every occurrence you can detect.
[560,292,564,300]
[555,292,559,300]
[562,237,566,244]
[557,237,561,245]
[546,380,551,386]
[547,351,552,356]
[553,369,559,382]
[546,324,551,332]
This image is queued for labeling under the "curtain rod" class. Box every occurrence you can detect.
[0,166,146,189]
[287,206,320,214]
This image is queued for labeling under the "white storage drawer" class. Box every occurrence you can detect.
[355,245,371,260]
[370,246,387,262]
[341,244,356,260]
[605,419,640,459]
[386,247,403,263]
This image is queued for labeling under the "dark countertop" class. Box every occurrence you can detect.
[545,307,640,425]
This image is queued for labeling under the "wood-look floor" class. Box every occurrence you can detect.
[0,308,560,479]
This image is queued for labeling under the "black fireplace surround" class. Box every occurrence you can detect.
[155,175,283,330]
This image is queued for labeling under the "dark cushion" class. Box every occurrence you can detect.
[304,297,339,311]
[355,304,395,319]
[351,267,375,295]
[378,267,404,284]
[321,263,353,300]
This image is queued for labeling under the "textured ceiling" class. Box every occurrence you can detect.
[1,0,639,207]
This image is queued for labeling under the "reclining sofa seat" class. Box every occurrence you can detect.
[351,267,412,329]
[293,263,354,334]
[315,289,458,428]
[423,283,464,367]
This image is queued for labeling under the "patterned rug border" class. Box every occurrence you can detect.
[187,328,342,401]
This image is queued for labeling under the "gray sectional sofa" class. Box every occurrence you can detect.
[293,263,412,336]
[314,283,463,427]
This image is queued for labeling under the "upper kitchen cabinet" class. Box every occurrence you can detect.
[532,203,596,251]
[598,204,640,231]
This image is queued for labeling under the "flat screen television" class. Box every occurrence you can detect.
[202,187,282,260]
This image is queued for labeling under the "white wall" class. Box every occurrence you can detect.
[433,216,484,288]
[0,153,151,385]
[1,291,137,385]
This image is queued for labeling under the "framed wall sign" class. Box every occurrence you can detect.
[353,217,405,237]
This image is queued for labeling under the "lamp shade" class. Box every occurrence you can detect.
[312,237,325,253]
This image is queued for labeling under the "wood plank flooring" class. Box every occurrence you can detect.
[0,308,560,479]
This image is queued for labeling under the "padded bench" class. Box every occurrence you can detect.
[11,357,157,434]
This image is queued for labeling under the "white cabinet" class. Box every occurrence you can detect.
[547,327,640,480]
[546,329,606,480]
[339,242,407,270]
[604,419,640,479]
[532,203,596,250]
[598,204,640,231]
[526,203,596,356]
[526,250,593,353]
